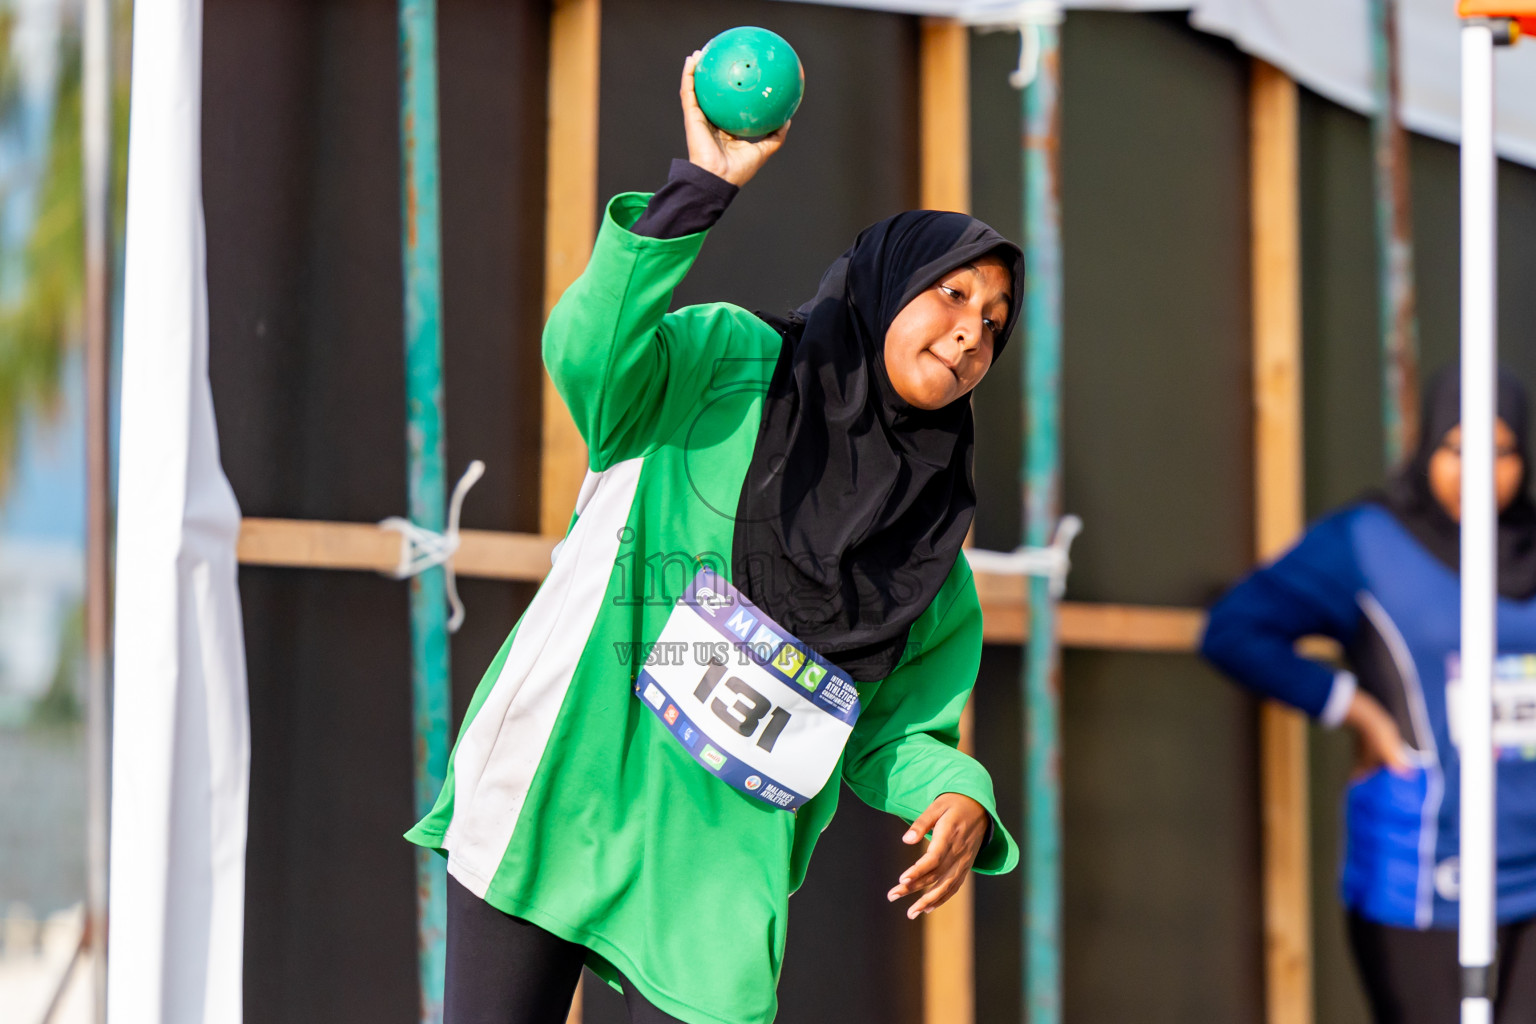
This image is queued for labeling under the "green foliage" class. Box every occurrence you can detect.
[0,2,132,503]
[0,10,19,124]
[0,13,82,499]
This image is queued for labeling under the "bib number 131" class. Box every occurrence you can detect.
[693,661,792,753]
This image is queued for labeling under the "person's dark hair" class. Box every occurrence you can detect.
[1366,364,1536,600]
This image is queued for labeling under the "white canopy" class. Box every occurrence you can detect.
[111,0,250,1019]
[777,0,1536,167]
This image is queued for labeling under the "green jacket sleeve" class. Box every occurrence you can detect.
[543,191,776,470]
[840,556,1020,875]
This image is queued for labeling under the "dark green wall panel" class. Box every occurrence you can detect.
[1301,91,1536,522]
[970,12,1263,1023]
[972,13,1253,610]
[970,647,1264,1022]
[1058,651,1262,1021]
[203,0,549,1019]
[1299,91,1381,518]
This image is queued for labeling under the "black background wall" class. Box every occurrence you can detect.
[968,15,1264,1022]
[202,0,547,1019]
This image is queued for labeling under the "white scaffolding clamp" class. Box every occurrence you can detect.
[962,0,1064,88]
[965,514,1083,598]
[380,459,485,633]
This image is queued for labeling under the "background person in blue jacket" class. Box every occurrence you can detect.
[1203,366,1536,1023]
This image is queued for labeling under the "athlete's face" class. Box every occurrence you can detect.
[1428,420,1525,521]
[883,255,1011,411]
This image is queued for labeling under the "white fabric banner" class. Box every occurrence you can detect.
[109,0,250,1019]
[777,0,1536,167]
[1190,0,1536,167]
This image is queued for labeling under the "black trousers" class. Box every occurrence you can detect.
[1348,912,1536,1023]
[445,875,687,1024]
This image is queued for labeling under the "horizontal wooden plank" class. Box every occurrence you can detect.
[238,518,400,572]
[974,569,1205,650]
[237,517,557,581]
[236,518,1344,659]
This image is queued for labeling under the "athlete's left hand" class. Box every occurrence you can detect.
[887,793,990,919]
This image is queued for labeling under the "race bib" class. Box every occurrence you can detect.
[634,567,861,811]
[1446,652,1536,758]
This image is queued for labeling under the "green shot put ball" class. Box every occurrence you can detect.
[694,27,804,139]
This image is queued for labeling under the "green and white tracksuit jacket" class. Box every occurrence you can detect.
[407,191,1019,1024]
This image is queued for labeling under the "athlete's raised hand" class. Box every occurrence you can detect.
[680,50,789,188]
[887,792,990,919]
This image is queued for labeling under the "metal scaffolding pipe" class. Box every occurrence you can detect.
[82,0,113,1019]
[1369,0,1420,466]
[1021,13,1064,1024]
[399,1,451,1020]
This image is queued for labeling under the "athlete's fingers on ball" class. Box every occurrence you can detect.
[681,53,705,108]
[757,123,790,154]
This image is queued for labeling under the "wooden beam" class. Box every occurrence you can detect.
[236,520,1350,667]
[542,0,601,537]
[923,709,975,1024]
[544,5,601,1019]
[920,18,970,214]
[1250,58,1312,1024]
[236,518,558,580]
[920,19,974,1024]
[973,569,1205,649]
[234,515,1234,656]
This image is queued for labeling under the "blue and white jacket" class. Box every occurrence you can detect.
[1202,503,1536,929]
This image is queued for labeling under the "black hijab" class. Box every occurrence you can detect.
[733,211,1025,682]
[1366,364,1536,600]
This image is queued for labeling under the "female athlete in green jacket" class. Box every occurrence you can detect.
[409,51,1024,1024]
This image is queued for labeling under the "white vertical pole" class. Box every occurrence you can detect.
[1460,20,1498,1024]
